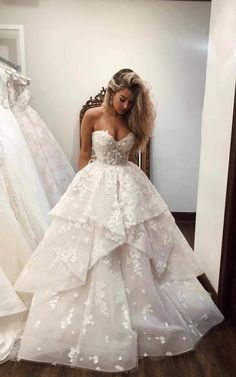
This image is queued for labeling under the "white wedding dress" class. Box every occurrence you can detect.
[0,106,50,246]
[0,70,50,223]
[0,266,27,363]
[15,129,224,373]
[0,69,50,363]
[8,82,75,207]
[0,144,32,363]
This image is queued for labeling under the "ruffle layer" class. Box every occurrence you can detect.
[15,161,205,294]
[0,266,26,317]
[49,161,169,233]
[16,245,223,372]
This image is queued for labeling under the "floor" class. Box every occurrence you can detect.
[1,320,236,377]
[1,222,235,377]
[177,221,195,249]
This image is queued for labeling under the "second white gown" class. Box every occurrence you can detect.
[8,81,75,207]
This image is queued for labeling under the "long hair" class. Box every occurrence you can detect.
[102,68,156,153]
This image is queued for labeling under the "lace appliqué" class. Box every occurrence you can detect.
[95,281,109,318]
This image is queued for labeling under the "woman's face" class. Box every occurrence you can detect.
[112,88,135,115]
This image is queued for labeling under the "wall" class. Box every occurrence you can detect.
[194,0,236,291]
[0,0,210,211]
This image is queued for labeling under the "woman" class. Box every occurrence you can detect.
[79,68,153,169]
[14,69,224,373]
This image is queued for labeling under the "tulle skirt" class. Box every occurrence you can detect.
[14,160,224,372]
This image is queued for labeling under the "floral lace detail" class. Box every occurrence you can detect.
[0,96,51,250]
[92,130,135,165]
[81,314,95,336]
[0,71,10,108]
[142,304,154,321]
[14,126,224,372]
[95,281,109,318]
[7,78,75,207]
[61,308,75,329]
[54,246,78,264]
[0,133,49,249]
[49,294,60,310]
[126,247,142,277]
[68,346,80,363]
[121,304,132,330]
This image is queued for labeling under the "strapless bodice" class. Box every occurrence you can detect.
[92,129,135,165]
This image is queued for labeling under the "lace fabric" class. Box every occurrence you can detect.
[0,165,30,362]
[0,265,27,364]
[0,69,10,109]
[92,130,134,165]
[14,129,224,372]
[0,105,50,241]
[7,79,75,207]
[0,71,52,363]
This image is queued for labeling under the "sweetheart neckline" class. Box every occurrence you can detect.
[92,129,133,143]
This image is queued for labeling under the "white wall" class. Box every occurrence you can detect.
[0,0,210,211]
[194,0,236,292]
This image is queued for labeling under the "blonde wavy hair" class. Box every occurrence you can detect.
[102,68,156,153]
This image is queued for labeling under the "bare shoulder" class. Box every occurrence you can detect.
[84,106,103,120]
[80,107,104,147]
[81,107,101,131]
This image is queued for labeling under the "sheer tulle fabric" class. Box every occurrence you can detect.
[0,147,33,363]
[0,105,50,222]
[0,266,27,363]
[15,130,224,372]
[0,70,72,364]
[8,83,75,207]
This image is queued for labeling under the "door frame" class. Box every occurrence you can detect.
[217,81,236,322]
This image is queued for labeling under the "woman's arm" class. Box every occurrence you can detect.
[78,109,95,170]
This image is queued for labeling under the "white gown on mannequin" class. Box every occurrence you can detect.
[0,266,27,364]
[0,105,50,245]
[0,70,50,245]
[0,69,50,362]
[8,82,75,207]
[1,76,51,217]
[15,129,224,373]
[0,144,32,363]
[0,104,52,219]
[0,143,33,280]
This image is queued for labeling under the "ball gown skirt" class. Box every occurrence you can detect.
[14,130,224,373]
